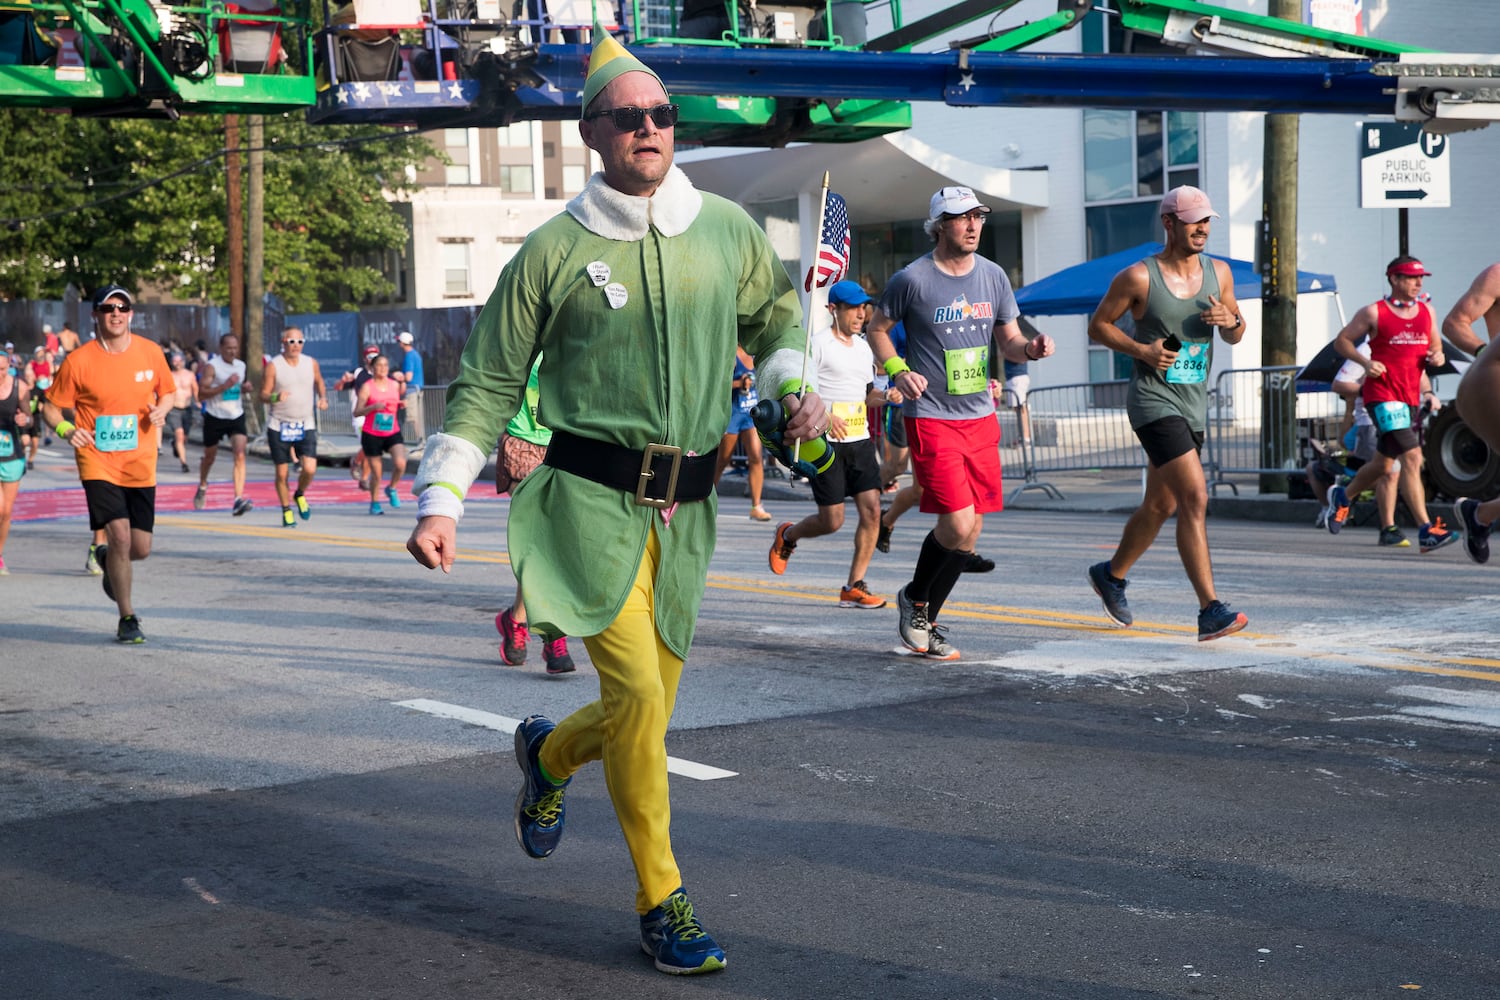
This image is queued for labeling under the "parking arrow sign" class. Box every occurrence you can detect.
[1360,123,1451,209]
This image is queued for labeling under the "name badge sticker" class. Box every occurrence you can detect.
[604,282,629,310]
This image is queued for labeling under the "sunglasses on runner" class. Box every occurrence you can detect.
[583,103,679,133]
[95,303,132,315]
[283,339,304,345]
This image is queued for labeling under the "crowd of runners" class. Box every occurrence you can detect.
[3,32,1499,976]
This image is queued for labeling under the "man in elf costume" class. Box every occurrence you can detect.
[406,25,826,975]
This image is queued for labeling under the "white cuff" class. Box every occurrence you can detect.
[416,485,465,522]
[414,432,489,497]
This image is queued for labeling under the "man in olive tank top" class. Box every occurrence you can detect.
[1084,185,1250,642]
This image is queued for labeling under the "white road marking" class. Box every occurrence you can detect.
[182,877,221,905]
[393,699,738,780]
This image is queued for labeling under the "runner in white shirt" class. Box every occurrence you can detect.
[194,333,253,515]
[767,281,897,609]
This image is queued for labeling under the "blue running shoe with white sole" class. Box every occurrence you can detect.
[514,715,570,859]
[1087,561,1132,627]
[1198,600,1248,642]
[640,888,727,975]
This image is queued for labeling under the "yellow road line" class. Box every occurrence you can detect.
[160,517,1500,685]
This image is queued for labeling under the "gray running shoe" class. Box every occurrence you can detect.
[896,585,930,653]
[1378,526,1410,548]
[193,485,207,510]
[924,623,960,661]
[116,615,145,644]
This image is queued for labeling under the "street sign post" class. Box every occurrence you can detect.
[1360,122,1451,209]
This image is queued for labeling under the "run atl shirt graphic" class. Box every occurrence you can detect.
[933,295,994,329]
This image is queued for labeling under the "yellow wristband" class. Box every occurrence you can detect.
[426,481,465,501]
[777,379,805,399]
[55,419,74,437]
[883,357,911,378]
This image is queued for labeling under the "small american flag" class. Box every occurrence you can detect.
[808,191,850,291]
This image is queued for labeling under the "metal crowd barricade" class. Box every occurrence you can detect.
[1204,365,1346,495]
[1007,379,1146,500]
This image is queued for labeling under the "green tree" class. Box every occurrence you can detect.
[0,109,432,311]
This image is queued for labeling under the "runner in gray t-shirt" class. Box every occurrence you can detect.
[866,186,1054,662]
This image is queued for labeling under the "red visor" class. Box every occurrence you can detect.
[1388,260,1431,278]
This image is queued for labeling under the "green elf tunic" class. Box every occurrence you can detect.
[414,166,812,658]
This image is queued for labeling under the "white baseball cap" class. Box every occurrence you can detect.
[397,331,414,345]
[929,186,991,220]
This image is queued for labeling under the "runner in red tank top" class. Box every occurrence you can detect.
[1326,255,1457,553]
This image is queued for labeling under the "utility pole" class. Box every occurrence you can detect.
[1259,0,1300,494]
[246,114,266,430]
[225,114,244,345]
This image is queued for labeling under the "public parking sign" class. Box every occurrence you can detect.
[1360,122,1450,209]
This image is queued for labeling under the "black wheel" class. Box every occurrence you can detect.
[1423,404,1500,501]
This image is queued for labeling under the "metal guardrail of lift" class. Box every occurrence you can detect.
[1205,366,1344,496]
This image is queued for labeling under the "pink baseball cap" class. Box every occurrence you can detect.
[1159,185,1219,223]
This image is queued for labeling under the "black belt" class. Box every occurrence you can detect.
[544,430,716,508]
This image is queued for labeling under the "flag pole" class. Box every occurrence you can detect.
[793,171,832,465]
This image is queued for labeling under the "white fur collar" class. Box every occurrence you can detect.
[565,165,703,241]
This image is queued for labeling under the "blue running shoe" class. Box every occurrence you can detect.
[1419,518,1458,554]
[640,888,727,975]
[1454,498,1491,565]
[1197,600,1248,642]
[513,715,570,859]
[1327,484,1350,535]
[1087,561,1132,627]
[369,501,384,516]
[385,485,402,509]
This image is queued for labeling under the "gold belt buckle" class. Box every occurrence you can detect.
[635,443,682,509]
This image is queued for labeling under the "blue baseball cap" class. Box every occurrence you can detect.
[828,280,872,307]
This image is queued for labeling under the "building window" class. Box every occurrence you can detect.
[560,124,585,148]
[498,122,532,147]
[501,164,534,194]
[445,163,470,185]
[441,241,471,296]
[562,163,587,193]
[1083,108,1200,259]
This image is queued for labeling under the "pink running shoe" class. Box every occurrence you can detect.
[496,608,529,665]
[542,636,576,675]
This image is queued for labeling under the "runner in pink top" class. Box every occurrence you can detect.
[353,354,406,515]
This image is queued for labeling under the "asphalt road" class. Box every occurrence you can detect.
[2,446,1498,999]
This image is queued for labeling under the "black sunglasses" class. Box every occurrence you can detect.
[95,303,132,315]
[583,103,679,133]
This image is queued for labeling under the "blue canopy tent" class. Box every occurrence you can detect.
[1014,242,1338,316]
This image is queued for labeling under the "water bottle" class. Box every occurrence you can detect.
[751,398,835,478]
